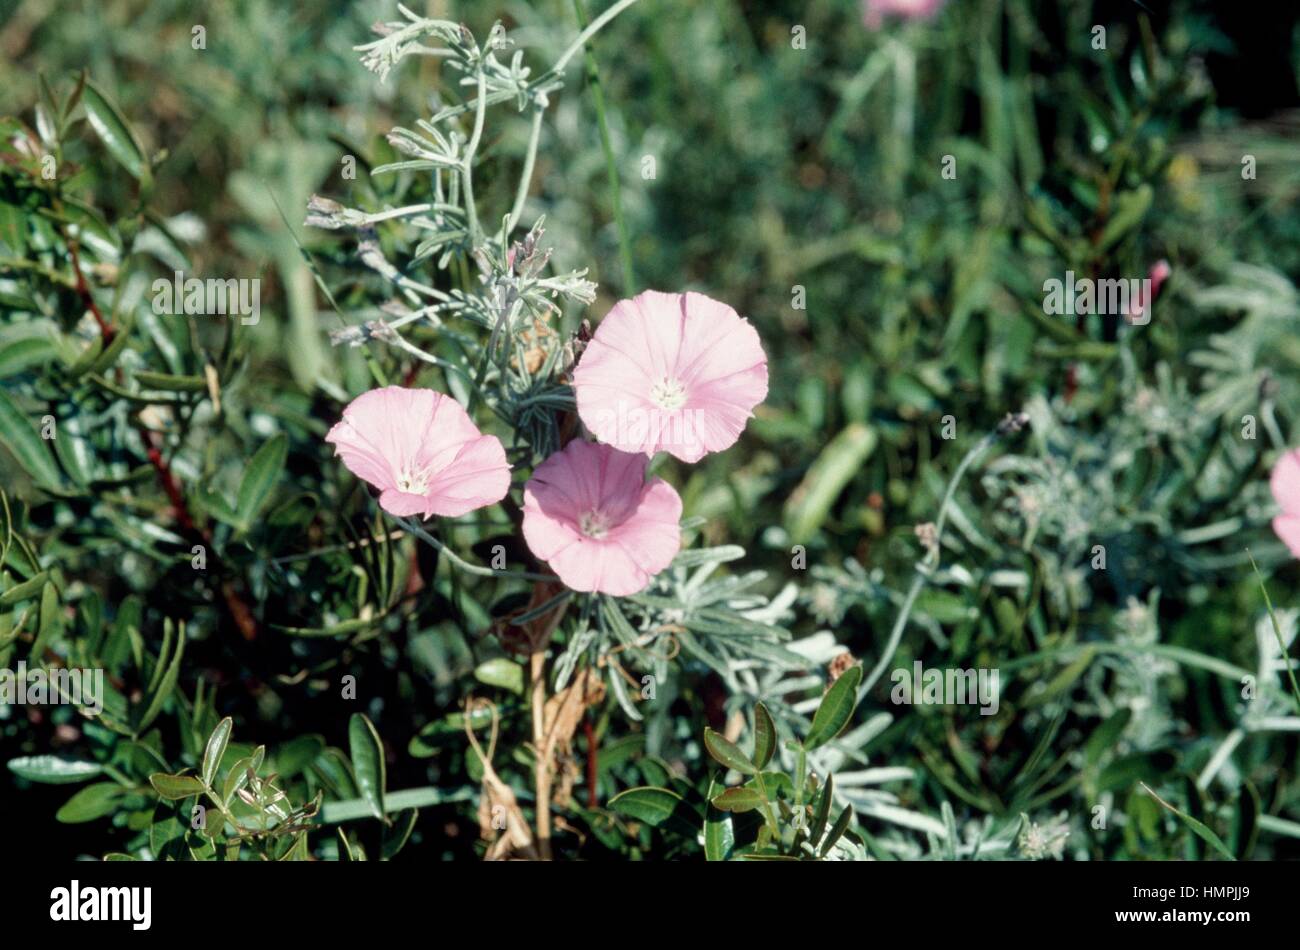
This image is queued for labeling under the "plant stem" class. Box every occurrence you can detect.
[507,104,545,235]
[530,648,553,860]
[461,67,488,248]
[573,0,636,293]
[859,421,1018,699]
[1248,549,1300,713]
[396,516,557,582]
[551,0,643,76]
[752,769,781,841]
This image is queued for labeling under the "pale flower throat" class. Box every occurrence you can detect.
[648,376,688,411]
[395,464,432,495]
[579,509,612,539]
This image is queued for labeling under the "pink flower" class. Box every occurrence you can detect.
[1126,259,1172,324]
[863,0,946,29]
[573,290,768,463]
[522,440,682,596]
[326,386,510,519]
[1271,448,1300,557]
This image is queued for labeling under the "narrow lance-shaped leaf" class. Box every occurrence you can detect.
[809,773,834,847]
[608,786,699,839]
[149,772,205,801]
[703,727,756,775]
[81,78,151,185]
[804,664,862,750]
[349,713,387,821]
[137,622,185,731]
[752,702,776,770]
[1141,782,1236,862]
[7,755,103,784]
[236,433,287,530]
[30,581,62,662]
[0,389,63,490]
[819,804,856,858]
[710,786,765,814]
[56,782,126,823]
[703,776,735,862]
[203,717,233,788]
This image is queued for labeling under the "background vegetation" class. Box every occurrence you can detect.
[2,0,1299,860]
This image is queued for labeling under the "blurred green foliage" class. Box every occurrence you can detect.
[2,0,1300,860]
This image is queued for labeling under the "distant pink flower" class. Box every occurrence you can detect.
[573,290,768,463]
[1271,448,1300,557]
[863,0,945,29]
[1126,259,1172,324]
[326,386,509,519]
[522,440,682,596]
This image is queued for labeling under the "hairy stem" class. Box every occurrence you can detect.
[573,0,636,294]
[507,104,545,236]
[461,67,488,248]
[396,516,557,582]
[859,419,1022,699]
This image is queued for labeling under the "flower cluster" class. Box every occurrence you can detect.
[325,290,768,596]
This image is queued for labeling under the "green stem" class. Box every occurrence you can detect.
[573,0,636,294]
[752,770,781,841]
[1249,550,1300,713]
[551,0,644,76]
[859,425,1010,699]
[396,516,557,583]
[461,67,488,248]
[507,104,545,236]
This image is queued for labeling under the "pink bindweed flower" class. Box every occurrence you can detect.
[325,386,509,519]
[572,290,768,463]
[863,0,946,29]
[1271,448,1300,557]
[1126,259,1171,324]
[522,440,683,596]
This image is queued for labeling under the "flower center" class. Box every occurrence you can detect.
[395,465,431,495]
[648,376,688,411]
[579,509,611,539]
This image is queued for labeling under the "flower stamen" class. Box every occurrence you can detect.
[649,377,687,411]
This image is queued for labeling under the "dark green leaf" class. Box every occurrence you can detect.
[382,808,419,859]
[703,776,734,862]
[809,773,833,846]
[7,755,102,784]
[608,786,698,838]
[81,78,151,184]
[804,665,862,750]
[348,713,386,821]
[149,772,205,801]
[752,702,776,770]
[711,786,765,813]
[473,658,524,694]
[202,717,233,788]
[703,727,756,775]
[56,782,126,823]
[819,804,855,857]
[137,622,185,731]
[236,433,287,530]
[0,389,62,490]
[1141,782,1235,861]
